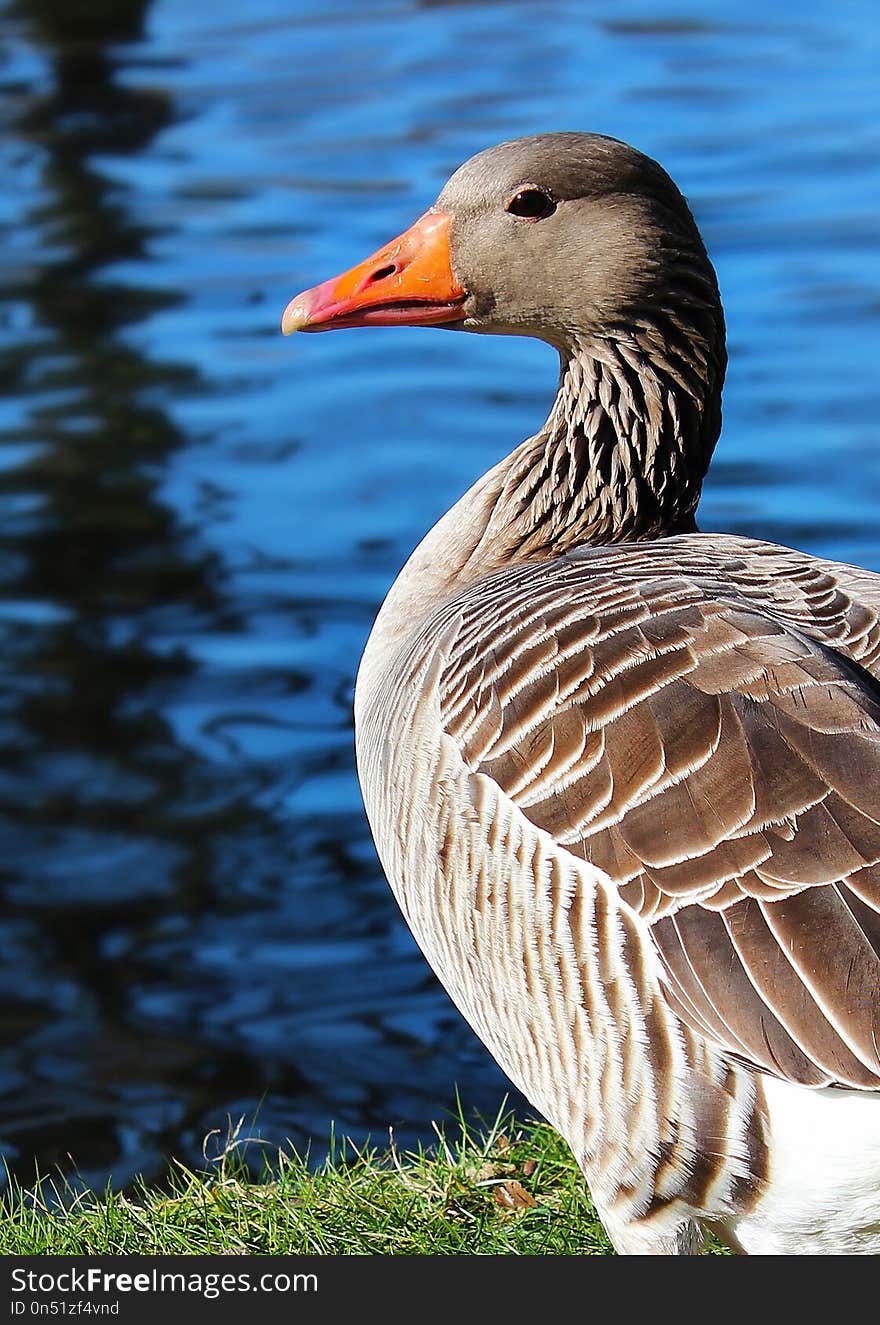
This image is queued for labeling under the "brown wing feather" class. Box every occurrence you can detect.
[438,538,880,1088]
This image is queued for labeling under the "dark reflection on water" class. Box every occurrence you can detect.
[0,0,878,1188]
[0,0,267,1184]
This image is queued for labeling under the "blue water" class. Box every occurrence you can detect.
[0,0,878,1188]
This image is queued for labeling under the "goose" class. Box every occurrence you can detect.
[281,133,880,1255]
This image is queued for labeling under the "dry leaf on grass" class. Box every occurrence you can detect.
[494,1180,538,1212]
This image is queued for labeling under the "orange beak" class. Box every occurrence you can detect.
[281,211,466,334]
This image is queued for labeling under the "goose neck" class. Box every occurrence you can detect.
[358,323,722,692]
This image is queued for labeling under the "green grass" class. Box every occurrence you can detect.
[0,1109,614,1255]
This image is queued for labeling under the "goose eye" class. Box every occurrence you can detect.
[505,187,556,220]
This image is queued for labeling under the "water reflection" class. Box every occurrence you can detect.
[0,0,274,1186]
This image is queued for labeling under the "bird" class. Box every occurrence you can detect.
[281,133,880,1255]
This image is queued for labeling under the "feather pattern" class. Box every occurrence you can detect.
[433,538,880,1089]
[358,525,880,1252]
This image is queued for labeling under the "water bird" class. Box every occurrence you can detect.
[282,133,880,1254]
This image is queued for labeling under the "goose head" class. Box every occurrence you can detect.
[282,133,728,544]
[282,132,724,363]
